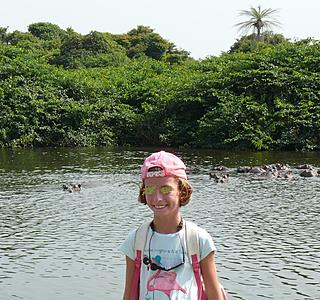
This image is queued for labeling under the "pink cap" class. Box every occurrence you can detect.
[141,151,187,180]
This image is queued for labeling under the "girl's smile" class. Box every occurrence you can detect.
[154,205,166,208]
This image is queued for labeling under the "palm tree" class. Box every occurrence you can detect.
[236,6,281,42]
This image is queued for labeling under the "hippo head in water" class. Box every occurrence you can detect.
[62,183,82,193]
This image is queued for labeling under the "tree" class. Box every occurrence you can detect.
[28,22,66,41]
[114,25,172,60]
[229,32,287,53]
[236,6,281,42]
[4,30,43,52]
[0,27,9,44]
[50,30,128,68]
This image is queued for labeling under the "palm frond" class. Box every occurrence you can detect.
[235,5,281,35]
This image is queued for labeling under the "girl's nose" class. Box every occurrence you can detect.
[154,189,163,201]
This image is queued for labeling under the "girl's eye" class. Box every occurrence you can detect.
[160,186,173,194]
[144,186,156,195]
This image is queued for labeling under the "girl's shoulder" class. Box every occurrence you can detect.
[185,220,212,239]
[197,225,212,239]
[120,223,150,259]
[127,227,138,239]
[184,220,216,259]
[126,222,152,243]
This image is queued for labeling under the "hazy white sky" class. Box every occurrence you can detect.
[2,0,320,59]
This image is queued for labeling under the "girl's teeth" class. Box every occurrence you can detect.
[155,205,165,208]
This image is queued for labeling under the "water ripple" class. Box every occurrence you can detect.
[0,149,320,299]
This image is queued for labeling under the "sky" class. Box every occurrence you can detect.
[2,0,320,59]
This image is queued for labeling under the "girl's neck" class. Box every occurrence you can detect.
[152,214,182,234]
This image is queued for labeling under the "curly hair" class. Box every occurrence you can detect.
[138,178,193,206]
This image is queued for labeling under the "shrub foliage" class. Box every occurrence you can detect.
[1,24,319,150]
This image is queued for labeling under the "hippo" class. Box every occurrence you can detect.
[296,164,313,170]
[236,166,251,173]
[274,163,290,171]
[212,165,229,172]
[260,170,279,178]
[209,172,229,183]
[249,166,266,174]
[299,170,317,177]
[277,170,294,179]
[62,183,82,193]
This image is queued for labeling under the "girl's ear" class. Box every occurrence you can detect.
[178,179,192,206]
[179,193,187,206]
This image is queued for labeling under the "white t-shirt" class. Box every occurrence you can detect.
[120,224,216,300]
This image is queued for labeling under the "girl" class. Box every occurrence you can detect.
[120,151,226,300]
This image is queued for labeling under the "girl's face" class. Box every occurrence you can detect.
[144,176,180,217]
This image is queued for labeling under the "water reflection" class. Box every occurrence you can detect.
[0,148,319,300]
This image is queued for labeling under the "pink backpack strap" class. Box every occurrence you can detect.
[191,253,206,300]
[130,250,142,300]
[130,221,152,300]
[186,221,228,300]
[186,221,206,300]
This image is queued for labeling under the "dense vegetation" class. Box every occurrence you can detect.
[0,23,319,150]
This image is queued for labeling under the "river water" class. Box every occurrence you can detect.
[0,148,319,300]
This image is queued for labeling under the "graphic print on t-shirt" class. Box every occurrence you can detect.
[144,255,187,300]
